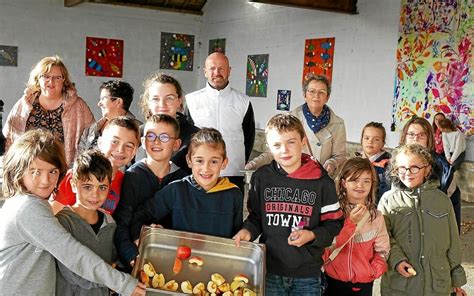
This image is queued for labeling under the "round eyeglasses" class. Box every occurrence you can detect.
[145,132,177,143]
[40,74,64,82]
[396,165,428,174]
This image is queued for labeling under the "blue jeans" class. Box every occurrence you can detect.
[265,273,322,296]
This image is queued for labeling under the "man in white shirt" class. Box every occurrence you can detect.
[185,53,255,192]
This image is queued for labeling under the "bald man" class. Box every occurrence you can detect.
[185,53,255,192]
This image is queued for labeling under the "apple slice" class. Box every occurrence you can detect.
[192,282,206,295]
[207,280,217,293]
[230,280,245,292]
[243,288,256,296]
[139,270,150,287]
[218,282,231,293]
[233,274,249,284]
[180,280,193,294]
[164,280,178,291]
[188,256,204,266]
[172,257,182,274]
[152,273,165,288]
[211,273,226,286]
[222,292,232,296]
[143,262,156,277]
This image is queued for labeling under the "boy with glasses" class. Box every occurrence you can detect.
[114,114,187,270]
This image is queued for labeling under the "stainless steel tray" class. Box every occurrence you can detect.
[132,227,265,295]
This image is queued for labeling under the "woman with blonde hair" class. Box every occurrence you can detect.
[3,55,94,166]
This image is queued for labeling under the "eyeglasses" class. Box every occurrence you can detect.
[396,165,428,174]
[40,74,64,82]
[406,132,427,139]
[306,89,328,97]
[145,132,177,143]
[149,95,179,105]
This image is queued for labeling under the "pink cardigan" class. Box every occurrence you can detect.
[3,88,94,166]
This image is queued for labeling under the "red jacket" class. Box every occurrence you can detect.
[323,211,389,283]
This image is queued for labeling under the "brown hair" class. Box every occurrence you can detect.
[302,74,331,97]
[140,72,183,119]
[437,118,456,131]
[72,149,112,184]
[335,157,378,221]
[103,116,141,144]
[27,56,74,95]
[2,130,67,198]
[187,128,226,159]
[361,122,386,144]
[399,117,434,151]
[265,113,305,140]
[144,114,180,138]
[431,112,446,133]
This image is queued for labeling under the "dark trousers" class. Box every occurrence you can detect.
[324,274,373,296]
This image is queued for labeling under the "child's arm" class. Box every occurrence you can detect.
[235,175,263,244]
[449,132,466,164]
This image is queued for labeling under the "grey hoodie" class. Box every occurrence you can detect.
[0,194,137,296]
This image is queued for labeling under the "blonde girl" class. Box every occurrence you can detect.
[323,157,389,296]
[0,130,145,296]
[378,144,466,296]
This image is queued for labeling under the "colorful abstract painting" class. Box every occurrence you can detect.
[302,38,335,83]
[160,32,194,71]
[209,38,226,55]
[277,90,291,111]
[392,0,473,134]
[85,37,123,77]
[0,45,18,67]
[246,54,269,97]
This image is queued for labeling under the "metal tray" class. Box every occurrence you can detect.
[132,227,265,295]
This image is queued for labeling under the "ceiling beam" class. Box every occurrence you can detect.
[91,1,204,15]
[248,0,358,14]
[64,0,87,7]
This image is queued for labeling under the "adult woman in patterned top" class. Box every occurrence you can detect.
[3,56,94,166]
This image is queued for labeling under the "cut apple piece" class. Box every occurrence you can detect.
[152,273,165,289]
[233,289,243,296]
[242,288,256,296]
[218,282,231,293]
[192,282,206,295]
[139,270,149,287]
[230,280,245,292]
[164,280,178,291]
[222,292,232,296]
[143,262,156,277]
[172,257,182,274]
[233,274,249,284]
[211,273,226,286]
[180,280,193,294]
[188,256,204,266]
[207,280,217,293]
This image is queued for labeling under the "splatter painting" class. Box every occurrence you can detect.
[160,32,194,71]
[85,37,124,77]
[302,38,335,83]
[246,54,269,97]
[277,90,291,111]
[209,38,226,55]
[392,0,473,134]
[0,45,18,67]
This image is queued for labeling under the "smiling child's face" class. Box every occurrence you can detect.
[22,158,60,199]
[71,174,110,211]
[187,144,228,191]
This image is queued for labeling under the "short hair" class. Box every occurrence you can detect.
[302,74,331,97]
[399,117,434,151]
[100,80,134,111]
[437,118,456,131]
[361,122,386,144]
[103,116,140,144]
[335,157,378,221]
[187,128,226,159]
[27,56,74,95]
[140,72,183,119]
[2,129,67,198]
[145,114,180,138]
[431,112,446,132]
[265,113,305,140]
[72,149,112,184]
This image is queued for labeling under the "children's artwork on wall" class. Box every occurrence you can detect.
[276,90,291,111]
[85,37,124,78]
[302,38,335,83]
[392,0,473,135]
[208,38,226,55]
[0,45,18,67]
[160,32,194,71]
[246,54,269,97]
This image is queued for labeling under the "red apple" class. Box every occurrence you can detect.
[176,245,191,260]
